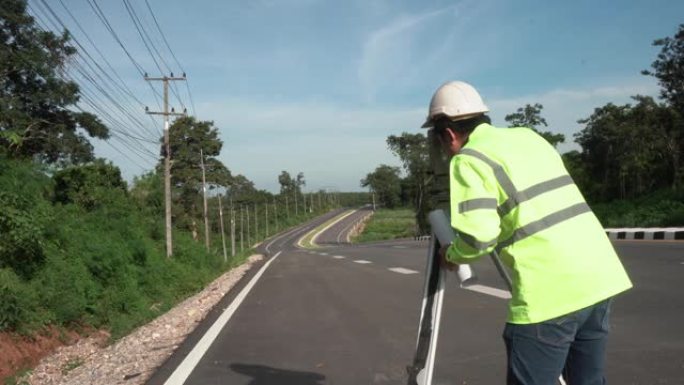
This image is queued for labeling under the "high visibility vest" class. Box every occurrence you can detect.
[445,123,632,324]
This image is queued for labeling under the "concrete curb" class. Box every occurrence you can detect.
[605,228,684,241]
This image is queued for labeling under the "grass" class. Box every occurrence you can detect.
[3,369,31,385]
[352,208,417,243]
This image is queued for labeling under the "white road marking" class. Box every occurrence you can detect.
[354,260,372,264]
[332,255,346,259]
[163,251,282,385]
[464,284,512,299]
[388,267,419,275]
[319,252,329,256]
[392,245,408,249]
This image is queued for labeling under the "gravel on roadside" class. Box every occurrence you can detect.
[22,254,264,385]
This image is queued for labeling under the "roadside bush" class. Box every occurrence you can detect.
[33,252,97,326]
[0,158,53,278]
[0,157,258,342]
[52,159,128,211]
[0,268,39,332]
[592,189,684,227]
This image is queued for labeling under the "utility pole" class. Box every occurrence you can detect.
[145,73,186,258]
[285,196,289,218]
[274,197,278,231]
[240,205,244,252]
[246,204,251,248]
[254,203,258,241]
[294,189,298,216]
[230,196,236,257]
[218,194,227,263]
[200,149,210,250]
[265,200,269,237]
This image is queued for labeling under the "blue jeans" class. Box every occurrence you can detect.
[503,299,612,385]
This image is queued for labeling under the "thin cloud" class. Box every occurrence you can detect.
[358,5,457,103]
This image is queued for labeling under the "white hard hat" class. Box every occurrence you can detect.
[421,81,489,128]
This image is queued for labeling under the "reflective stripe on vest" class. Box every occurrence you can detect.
[496,202,591,251]
[458,148,587,250]
[459,198,498,213]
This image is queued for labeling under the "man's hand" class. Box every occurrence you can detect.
[438,243,459,271]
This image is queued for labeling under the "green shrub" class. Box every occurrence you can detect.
[592,189,684,227]
[33,253,97,325]
[664,208,684,226]
[0,268,39,332]
[52,160,128,211]
[0,157,284,343]
[0,158,53,278]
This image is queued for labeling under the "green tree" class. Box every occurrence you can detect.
[561,150,598,202]
[278,171,296,196]
[130,171,164,217]
[0,0,109,164]
[642,24,684,188]
[161,116,231,236]
[231,174,258,202]
[386,133,431,232]
[53,160,128,211]
[361,165,402,209]
[278,170,305,213]
[295,172,306,195]
[574,96,672,201]
[505,103,565,148]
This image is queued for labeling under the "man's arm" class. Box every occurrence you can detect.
[445,155,501,264]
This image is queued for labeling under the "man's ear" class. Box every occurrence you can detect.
[444,127,458,144]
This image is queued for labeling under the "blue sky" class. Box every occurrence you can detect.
[33,0,684,192]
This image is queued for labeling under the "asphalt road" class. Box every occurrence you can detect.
[148,210,684,385]
[314,206,373,246]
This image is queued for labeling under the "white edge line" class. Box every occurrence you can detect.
[388,267,419,274]
[464,284,512,299]
[164,251,282,385]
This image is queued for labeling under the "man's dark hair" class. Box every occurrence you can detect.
[434,114,491,136]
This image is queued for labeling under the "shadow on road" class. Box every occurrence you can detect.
[230,363,326,385]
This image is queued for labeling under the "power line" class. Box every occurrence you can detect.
[57,0,163,116]
[32,0,161,140]
[85,0,165,104]
[143,0,197,117]
[28,6,159,162]
[122,0,187,111]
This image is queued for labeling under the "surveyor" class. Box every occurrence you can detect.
[422,81,632,385]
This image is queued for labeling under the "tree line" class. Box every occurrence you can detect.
[363,24,684,232]
[0,0,352,258]
[0,0,365,340]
